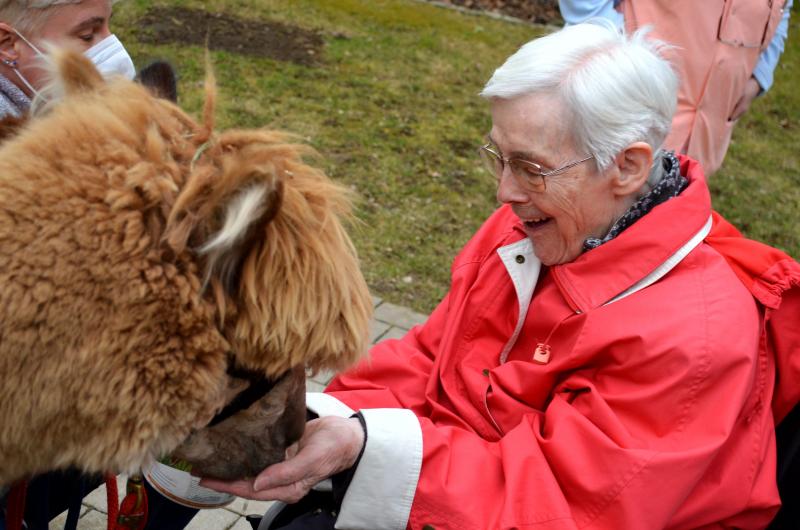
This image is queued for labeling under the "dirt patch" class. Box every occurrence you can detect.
[436,0,562,25]
[135,6,324,65]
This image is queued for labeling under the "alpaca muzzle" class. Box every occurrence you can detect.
[208,362,283,427]
[168,364,307,480]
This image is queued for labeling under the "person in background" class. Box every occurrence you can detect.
[202,21,800,530]
[559,0,793,175]
[0,0,134,118]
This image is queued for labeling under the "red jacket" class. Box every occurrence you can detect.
[312,156,799,529]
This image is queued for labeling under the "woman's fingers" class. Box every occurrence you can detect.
[199,478,265,500]
[253,456,316,491]
[251,481,314,504]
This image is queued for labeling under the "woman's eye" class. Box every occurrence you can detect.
[78,33,94,43]
[515,161,544,177]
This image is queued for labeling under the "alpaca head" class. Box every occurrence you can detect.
[155,63,373,479]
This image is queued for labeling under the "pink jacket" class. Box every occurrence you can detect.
[622,0,787,174]
[309,156,798,529]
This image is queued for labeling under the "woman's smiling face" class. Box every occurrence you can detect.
[491,92,623,266]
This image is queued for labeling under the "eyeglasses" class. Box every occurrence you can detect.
[478,141,594,192]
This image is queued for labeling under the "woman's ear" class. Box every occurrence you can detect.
[611,141,653,197]
[0,23,20,64]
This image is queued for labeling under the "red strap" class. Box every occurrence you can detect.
[4,475,147,530]
[106,474,119,530]
[5,480,28,530]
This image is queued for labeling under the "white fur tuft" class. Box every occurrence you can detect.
[201,184,268,254]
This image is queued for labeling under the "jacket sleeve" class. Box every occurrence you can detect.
[324,290,450,415]
[753,0,793,92]
[312,293,452,530]
[559,0,623,27]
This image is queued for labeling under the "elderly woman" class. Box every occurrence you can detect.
[206,22,800,530]
[0,0,133,118]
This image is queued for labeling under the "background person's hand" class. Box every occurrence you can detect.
[200,415,365,503]
[729,77,762,122]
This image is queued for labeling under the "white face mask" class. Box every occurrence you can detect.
[12,30,135,83]
[84,34,136,81]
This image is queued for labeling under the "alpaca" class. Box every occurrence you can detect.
[0,50,372,484]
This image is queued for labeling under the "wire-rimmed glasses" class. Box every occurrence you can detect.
[478,140,594,192]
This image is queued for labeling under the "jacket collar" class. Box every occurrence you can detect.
[505,155,713,313]
[496,238,541,363]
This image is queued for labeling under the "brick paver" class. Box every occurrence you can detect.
[53,297,428,529]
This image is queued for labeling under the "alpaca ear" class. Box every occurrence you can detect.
[50,48,105,96]
[200,179,283,296]
[136,61,178,102]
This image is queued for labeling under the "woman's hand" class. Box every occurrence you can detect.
[199,415,365,503]
[729,77,761,122]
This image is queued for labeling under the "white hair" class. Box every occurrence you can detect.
[0,0,119,35]
[1,1,80,34]
[481,21,678,172]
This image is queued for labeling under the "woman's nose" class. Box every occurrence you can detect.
[495,167,528,205]
[98,23,112,41]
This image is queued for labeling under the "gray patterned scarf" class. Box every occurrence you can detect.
[0,71,31,119]
[583,151,688,251]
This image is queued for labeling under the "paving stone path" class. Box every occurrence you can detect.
[51,297,428,529]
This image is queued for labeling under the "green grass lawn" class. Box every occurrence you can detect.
[113,0,798,314]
